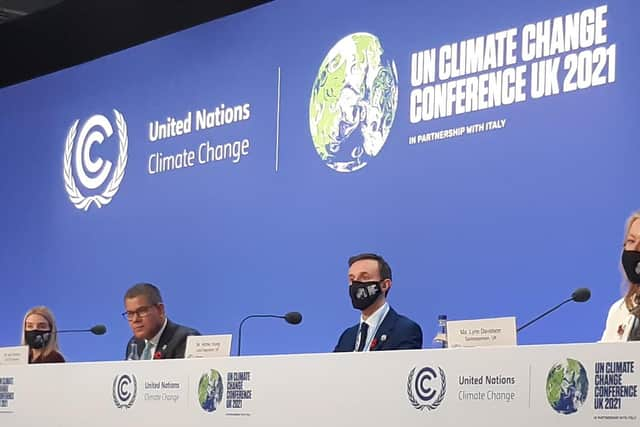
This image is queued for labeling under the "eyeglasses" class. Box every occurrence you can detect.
[121,305,155,320]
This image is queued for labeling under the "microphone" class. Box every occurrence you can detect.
[517,288,591,332]
[571,287,591,302]
[57,324,108,335]
[284,312,302,325]
[237,312,302,356]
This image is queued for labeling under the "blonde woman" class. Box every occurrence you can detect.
[21,306,65,363]
[601,211,640,342]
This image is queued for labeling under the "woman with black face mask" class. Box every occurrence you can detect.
[21,306,65,363]
[601,211,640,342]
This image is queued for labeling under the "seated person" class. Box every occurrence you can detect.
[334,253,423,352]
[602,211,640,341]
[123,282,200,359]
[22,306,65,363]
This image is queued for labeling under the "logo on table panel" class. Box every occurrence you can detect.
[112,373,137,409]
[0,376,15,412]
[63,109,128,211]
[309,32,398,173]
[546,358,588,415]
[407,366,446,411]
[198,369,224,412]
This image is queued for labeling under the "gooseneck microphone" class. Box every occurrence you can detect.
[571,288,591,303]
[517,288,591,332]
[57,324,108,335]
[237,312,302,356]
[284,312,303,325]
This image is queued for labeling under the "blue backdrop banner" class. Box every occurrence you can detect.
[0,0,638,361]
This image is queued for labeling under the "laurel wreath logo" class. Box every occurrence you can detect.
[407,366,446,411]
[63,109,128,211]
[112,374,137,409]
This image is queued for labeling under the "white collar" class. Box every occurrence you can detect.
[360,302,389,327]
[147,317,168,347]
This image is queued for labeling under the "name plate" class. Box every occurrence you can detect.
[185,334,232,358]
[0,345,28,365]
[446,317,517,348]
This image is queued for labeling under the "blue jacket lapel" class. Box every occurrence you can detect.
[369,307,398,351]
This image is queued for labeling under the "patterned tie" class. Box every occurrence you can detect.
[141,341,153,360]
[356,323,369,352]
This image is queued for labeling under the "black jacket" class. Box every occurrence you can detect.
[125,318,200,360]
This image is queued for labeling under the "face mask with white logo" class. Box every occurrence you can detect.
[349,280,383,310]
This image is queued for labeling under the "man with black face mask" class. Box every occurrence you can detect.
[602,211,640,342]
[334,253,423,352]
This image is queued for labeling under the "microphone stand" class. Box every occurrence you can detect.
[516,297,574,332]
[237,314,284,356]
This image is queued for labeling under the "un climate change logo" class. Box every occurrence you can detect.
[546,358,589,415]
[112,374,137,409]
[309,32,398,173]
[63,109,128,211]
[198,369,224,412]
[407,366,446,411]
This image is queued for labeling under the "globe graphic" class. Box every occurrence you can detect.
[198,369,224,412]
[309,32,398,172]
[546,359,588,414]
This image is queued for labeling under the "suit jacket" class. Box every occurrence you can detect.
[334,306,423,352]
[125,318,200,360]
[601,297,636,342]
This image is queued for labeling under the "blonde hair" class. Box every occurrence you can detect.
[21,306,61,358]
[623,211,640,311]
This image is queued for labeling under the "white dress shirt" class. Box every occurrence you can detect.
[354,302,390,352]
[143,317,168,358]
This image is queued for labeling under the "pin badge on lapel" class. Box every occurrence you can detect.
[617,324,626,337]
[154,344,168,359]
[370,334,388,350]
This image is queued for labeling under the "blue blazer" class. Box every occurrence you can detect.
[334,306,423,352]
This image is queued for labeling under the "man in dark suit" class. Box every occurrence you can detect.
[122,282,200,359]
[334,253,422,352]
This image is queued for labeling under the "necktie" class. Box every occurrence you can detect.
[141,341,153,360]
[356,323,369,352]
[629,316,640,341]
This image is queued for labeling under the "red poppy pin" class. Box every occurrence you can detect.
[370,334,387,350]
[617,324,625,337]
[153,351,163,360]
[369,338,379,350]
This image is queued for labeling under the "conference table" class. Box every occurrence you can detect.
[1,342,638,426]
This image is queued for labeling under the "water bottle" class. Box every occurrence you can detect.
[433,314,448,348]
[127,342,140,360]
